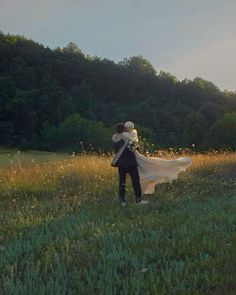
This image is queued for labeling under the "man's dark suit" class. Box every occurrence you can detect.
[112,138,142,203]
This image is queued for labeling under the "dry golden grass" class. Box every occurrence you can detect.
[0,150,235,200]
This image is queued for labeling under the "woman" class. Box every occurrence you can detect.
[123,121,192,194]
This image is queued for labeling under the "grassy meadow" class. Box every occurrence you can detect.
[0,148,236,295]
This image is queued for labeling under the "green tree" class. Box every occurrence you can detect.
[4,97,37,142]
[0,76,16,100]
[9,57,36,90]
[193,77,220,96]
[209,112,236,149]
[198,101,223,124]
[57,113,111,152]
[63,42,84,56]
[119,55,156,76]
[184,112,208,148]
[158,71,177,83]
[71,81,95,118]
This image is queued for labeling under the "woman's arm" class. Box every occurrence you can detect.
[131,129,139,143]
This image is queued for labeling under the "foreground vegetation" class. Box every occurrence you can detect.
[0,149,236,294]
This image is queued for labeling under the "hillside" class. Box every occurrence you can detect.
[0,32,236,151]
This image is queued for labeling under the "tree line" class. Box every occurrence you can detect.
[0,31,236,152]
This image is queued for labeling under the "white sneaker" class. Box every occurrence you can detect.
[121,202,126,207]
[137,200,149,205]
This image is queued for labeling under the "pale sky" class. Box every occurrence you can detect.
[0,0,236,91]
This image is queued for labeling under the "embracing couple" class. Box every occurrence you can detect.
[112,121,192,206]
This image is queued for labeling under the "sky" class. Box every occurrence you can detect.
[0,0,236,91]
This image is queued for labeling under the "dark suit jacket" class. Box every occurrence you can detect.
[112,139,137,167]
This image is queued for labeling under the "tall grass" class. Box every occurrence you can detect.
[0,149,236,294]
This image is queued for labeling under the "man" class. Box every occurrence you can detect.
[112,123,149,206]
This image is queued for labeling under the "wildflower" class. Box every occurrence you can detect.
[127,138,135,151]
[141,268,149,273]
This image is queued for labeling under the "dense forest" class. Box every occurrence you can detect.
[0,31,236,152]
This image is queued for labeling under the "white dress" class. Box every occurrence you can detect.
[135,150,192,194]
[112,131,192,194]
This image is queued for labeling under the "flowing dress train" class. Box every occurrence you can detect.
[135,151,192,194]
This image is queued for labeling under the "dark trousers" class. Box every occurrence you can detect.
[118,165,142,203]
